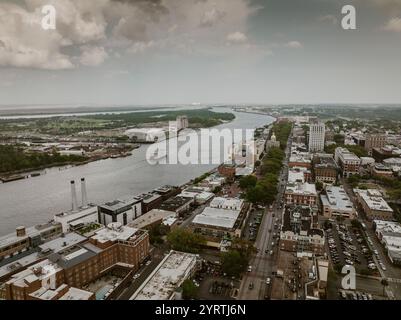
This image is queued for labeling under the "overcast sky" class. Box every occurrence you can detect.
[0,0,401,106]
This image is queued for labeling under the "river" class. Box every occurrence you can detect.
[0,108,274,235]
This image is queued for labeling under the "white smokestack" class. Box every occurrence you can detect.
[81,177,88,208]
[70,180,78,211]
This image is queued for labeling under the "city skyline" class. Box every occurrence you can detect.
[1,0,401,105]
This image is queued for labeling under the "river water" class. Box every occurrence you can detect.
[0,108,274,235]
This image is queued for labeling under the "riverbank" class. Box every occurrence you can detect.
[0,145,139,183]
[0,108,274,235]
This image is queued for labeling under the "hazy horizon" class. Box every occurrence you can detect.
[1,0,401,105]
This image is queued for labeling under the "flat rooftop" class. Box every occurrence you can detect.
[0,222,61,249]
[59,287,94,300]
[0,252,41,278]
[91,224,139,244]
[128,209,175,230]
[336,147,360,161]
[285,182,317,196]
[130,251,198,300]
[7,259,62,288]
[38,232,87,254]
[320,186,354,212]
[354,189,393,212]
[192,207,240,229]
[159,196,193,211]
[134,192,162,204]
[210,197,243,210]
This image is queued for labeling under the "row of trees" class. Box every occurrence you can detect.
[242,147,285,205]
[0,145,86,174]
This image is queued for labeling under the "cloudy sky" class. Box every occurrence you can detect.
[0,0,401,106]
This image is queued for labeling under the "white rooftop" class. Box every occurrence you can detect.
[128,209,175,230]
[209,197,243,210]
[354,189,393,212]
[7,259,62,288]
[59,287,94,300]
[38,232,86,253]
[91,223,138,243]
[192,207,241,229]
[130,251,198,300]
[288,167,309,183]
[286,182,317,196]
[321,186,354,212]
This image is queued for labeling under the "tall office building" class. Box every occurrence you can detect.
[308,121,325,152]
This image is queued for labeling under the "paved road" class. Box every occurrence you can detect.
[237,130,292,300]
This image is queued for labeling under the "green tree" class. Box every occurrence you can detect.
[182,279,198,299]
[167,228,206,253]
[315,181,323,191]
[221,250,248,278]
[239,175,257,189]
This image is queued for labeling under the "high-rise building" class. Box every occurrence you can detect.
[308,121,325,152]
[365,134,386,155]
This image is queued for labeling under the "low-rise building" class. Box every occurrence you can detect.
[3,223,150,300]
[320,186,356,219]
[371,163,394,178]
[288,167,312,184]
[134,192,164,213]
[284,182,317,206]
[312,154,338,184]
[279,205,324,255]
[179,186,214,204]
[372,145,401,162]
[0,223,62,262]
[289,153,312,169]
[354,189,394,221]
[383,157,401,168]
[54,205,99,233]
[130,250,200,300]
[158,196,194,216]
[373,220,401,265]
[128,209,176,230]
[98,197,142,226]
[191,198,248,248]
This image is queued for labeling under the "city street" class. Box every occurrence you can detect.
[237,130,292,300]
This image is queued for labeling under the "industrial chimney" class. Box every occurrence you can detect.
[81,177,88,208]
[70,180,78,212]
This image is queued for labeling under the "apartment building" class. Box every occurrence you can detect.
[312,154,338,184]
[354,189,394,221]
[284,182,317,206]
[334,147,361,178]
[365,134,386,155]
[280,205,325,255]
[4,224,150,300]
[320,186,356,219]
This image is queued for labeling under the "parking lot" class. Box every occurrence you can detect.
[325,221,378,274]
